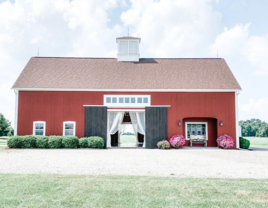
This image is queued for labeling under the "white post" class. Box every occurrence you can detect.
[235,91,240,149]
[14,90,19,136]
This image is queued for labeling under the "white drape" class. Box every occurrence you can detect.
[129,112,146,147]
[107,112,124,148]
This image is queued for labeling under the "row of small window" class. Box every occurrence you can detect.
[106,97,148,104]
[33,121,76,136]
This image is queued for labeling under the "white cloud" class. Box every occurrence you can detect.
[243,34,268,75]
[239,98,268,122]
[121,0,222,57]
[209,23,268,75]
[0,0,123,126]
[209,23,250,56]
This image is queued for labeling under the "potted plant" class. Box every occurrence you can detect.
[157,140,170,149]
[169,135,186,149]
[216,134,234,149]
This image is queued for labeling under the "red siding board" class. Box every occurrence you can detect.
[17,91,237,148]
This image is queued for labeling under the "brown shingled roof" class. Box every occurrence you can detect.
[12,57,241,90]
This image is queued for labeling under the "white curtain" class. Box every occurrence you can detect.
[107,112,124,148]
[129,112,146,147]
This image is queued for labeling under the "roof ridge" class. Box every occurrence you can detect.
[33,57,223,60]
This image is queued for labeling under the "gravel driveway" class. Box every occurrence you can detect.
[1,147,268,178]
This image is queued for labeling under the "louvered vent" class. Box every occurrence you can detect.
[120,41,128,54]
[129,41,137,54]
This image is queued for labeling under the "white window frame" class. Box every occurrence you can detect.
[185,122,208,140]
[63,121,76,136]
[104,95,151,107]
[33,121,46,136]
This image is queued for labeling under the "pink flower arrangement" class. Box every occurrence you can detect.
[169,135,186,148]
[216,134,234,149]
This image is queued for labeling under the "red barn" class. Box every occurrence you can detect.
[12,37,241,149]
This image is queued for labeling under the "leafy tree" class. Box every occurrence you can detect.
[0,113,12,136]
[239,118,268,137]
[256,126,268,137]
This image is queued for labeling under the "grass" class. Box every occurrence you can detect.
[0,174,268,207]
[244,137,268,148]
[120,135,136,143]
[0,136,8,149]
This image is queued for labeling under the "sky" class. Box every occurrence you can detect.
[0,0,268,127]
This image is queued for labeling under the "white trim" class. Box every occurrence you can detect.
[108,109,145,112]
[83,105,171,108]
[235,91,240,149]
[33,121,46,136]
[11,88,242,92]
[14,90,19,136]
[83,105,106,107]
[185,122,208,140]
[63,121,76,136]
[146,105,171,107]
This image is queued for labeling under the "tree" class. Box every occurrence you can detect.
[0,113,12,136]
[256,126,268,137]
[239,118,268,137]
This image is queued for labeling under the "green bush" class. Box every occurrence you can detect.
[88,136,104,148]
[157,140,170,149]
[48,136,63,148]
[36,136,49,148]
[20,135,36,148]
[62,136,79,148]
[79,137,89,148]
[240,137,250,149]
[7,136,22,148]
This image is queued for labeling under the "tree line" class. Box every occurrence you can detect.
[239,119,268,137]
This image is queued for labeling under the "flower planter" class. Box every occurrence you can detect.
[169,135,185,149]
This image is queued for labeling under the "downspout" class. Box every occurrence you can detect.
[235,91,240,149]
[14,90,19,136]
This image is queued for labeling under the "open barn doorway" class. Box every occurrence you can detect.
[107,111,145,148]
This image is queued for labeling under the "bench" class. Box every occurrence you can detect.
[190,135,207,147]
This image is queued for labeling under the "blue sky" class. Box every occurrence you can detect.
[0,0,268,125]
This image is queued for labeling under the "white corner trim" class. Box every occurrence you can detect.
[185,122,208,141]
[235,91,240,149]
[33,121,46,136]
[63,121,76,136]
[14,90,19,136]
[11,88,242,92]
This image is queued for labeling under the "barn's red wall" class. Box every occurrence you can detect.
[17,91,237,148]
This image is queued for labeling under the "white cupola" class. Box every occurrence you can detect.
[116,37,141,62]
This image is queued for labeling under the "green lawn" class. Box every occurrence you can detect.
[120,135,136,143]
[0,136,8,149]
[244,137,268,148]
[0,174,268,207]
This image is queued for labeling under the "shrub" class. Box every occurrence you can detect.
[20,135,36,148]
[36,136,49,148]
[240,137,250,149]
[79,137,89,148]
[88,136,104,148]
[157,140,170,149]
[169,135,186,148]
[7,136,22,148]
[216,134,234,149]
[48,136,63,148]
[62,136,79,148]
